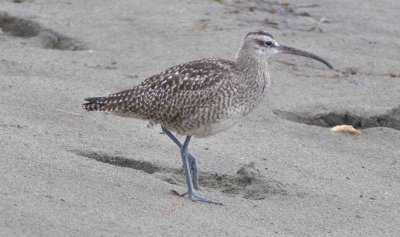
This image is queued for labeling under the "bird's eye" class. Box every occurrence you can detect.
[264,41,273,46]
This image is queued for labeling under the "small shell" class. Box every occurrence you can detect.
[330,125,361,135]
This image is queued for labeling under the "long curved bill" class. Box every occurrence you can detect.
[276,45,333,69]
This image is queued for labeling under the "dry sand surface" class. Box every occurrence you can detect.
[0,0,399,236]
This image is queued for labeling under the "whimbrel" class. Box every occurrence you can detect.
[83,31,333,204]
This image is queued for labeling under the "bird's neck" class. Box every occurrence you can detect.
[235,51,270,91]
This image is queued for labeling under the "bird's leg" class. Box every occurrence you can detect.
[161,126,199,189]
[180,136,223,205]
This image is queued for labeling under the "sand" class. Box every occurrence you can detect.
[0,0,399,236]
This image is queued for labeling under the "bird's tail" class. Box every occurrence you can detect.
[82,97,108,111]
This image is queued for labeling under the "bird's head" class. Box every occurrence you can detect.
[238,30,333,69]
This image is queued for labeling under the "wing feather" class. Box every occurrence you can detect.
[83,58,237,124]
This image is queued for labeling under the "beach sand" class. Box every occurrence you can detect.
[0,0,399,236]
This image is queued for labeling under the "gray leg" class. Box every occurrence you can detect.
[180,136,222,205]
[161,126,199,189]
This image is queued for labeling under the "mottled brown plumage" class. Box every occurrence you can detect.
[83,57,267,137]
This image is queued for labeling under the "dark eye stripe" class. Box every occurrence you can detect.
[256,40,273,47]
[256,40,265,46]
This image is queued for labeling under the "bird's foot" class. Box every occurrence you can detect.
[188,193,223,205]
[170,190,223,205]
